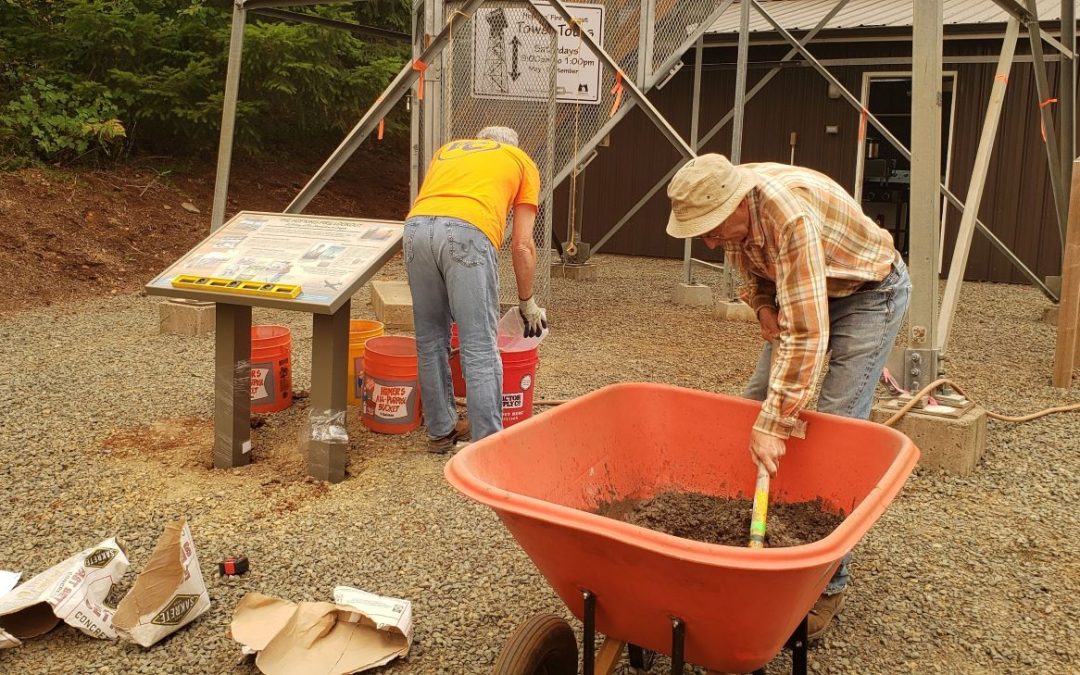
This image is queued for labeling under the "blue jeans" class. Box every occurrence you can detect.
[404,216,503,442]
[744,258,911,594]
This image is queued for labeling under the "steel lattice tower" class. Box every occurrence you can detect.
[484,8,509,94]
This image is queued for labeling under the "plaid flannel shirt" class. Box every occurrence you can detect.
[725,163,896,439]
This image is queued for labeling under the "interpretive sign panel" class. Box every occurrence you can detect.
[146,211,403,314]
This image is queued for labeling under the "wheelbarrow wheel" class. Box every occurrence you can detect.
[492,614,578,675]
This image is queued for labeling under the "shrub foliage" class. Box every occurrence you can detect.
[0,0,411,164]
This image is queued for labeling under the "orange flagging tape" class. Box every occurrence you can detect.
[412,60,428,100]
[610,71,624,118]
[1039,98,1058,142]
[996,73,1009,85]
[375,95,385,141]
[858,108,868,142]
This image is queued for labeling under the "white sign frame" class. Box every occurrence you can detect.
[471,2,606,105]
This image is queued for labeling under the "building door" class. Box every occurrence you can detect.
[854,72,957,261]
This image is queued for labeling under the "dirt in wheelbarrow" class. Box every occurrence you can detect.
[595,492,844,548]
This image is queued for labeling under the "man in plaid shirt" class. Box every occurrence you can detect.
[666,153,911,639]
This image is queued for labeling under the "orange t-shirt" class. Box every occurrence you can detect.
[407,139,541,247]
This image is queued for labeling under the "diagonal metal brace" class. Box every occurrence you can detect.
[987,0,1074,57]
[751,0,1057,302]
[248,7,410,42]
[284,0,489,214]
[240,0,358,10]
[533,0,695,160]
[550,0,737,189]
[1024,0,1067,244]
[592,0,853,256]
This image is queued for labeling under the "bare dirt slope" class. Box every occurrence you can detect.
[0,144,410,311]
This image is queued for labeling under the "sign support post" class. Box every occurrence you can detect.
[309,300,351,483]
[147,212,404,483]
[214,303,252,469]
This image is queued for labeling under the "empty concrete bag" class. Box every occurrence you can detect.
[113,519,210,647]
[0,537,129,647]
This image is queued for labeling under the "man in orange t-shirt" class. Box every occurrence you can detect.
[405,126,547,452]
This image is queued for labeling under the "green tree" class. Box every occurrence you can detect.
[0,0,411,165]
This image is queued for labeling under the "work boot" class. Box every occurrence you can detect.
[807,589,846,641]
[427,419,470,454]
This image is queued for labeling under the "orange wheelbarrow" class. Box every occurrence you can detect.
[445,383,919,674]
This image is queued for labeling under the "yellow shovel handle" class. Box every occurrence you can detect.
[748,466,770,549]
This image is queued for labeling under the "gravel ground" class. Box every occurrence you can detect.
[0,254,1077,675]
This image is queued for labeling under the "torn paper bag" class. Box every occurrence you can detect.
[230,587,412,675]
[0,627,19,650]
[0,570,20,598]
[0,537,128,647]
[113,519,210,647]
[332,586,413,645]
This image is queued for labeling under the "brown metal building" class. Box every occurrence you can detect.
[554,0,1077,283]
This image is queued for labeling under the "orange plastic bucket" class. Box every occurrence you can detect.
[347,320,385,406]
[449,323,466,397]
[362,335,422,434]
[498,340,539,428]
[250,325,292,414]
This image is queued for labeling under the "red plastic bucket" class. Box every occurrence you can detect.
[362,335,422,434]
[450,332,540,428]
[499,341,539,428]
[250,325,292,414]
[449,323,466,398]
[347,320,385,406]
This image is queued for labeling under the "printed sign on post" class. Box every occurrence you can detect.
[472,2,606,104]
[250,363,273,403]
[373,383,415,421]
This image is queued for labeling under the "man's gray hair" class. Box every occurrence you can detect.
[477,126,520,147]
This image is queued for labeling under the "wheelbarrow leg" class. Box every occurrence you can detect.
[628,644,655,671]
[669,617,685,674]
[746,615,808,675]
[786,616,808,675]
[582,590,596,675]
[578,590,626,675]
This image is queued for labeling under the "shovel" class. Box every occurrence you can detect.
[749,341,778,549]
[748,464,770,548]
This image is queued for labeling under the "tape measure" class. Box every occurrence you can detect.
[170,275,301,299]
[218,555,250,576]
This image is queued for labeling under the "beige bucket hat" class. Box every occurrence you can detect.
[666,154,759,238]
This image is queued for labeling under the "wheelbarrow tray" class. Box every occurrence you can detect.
[445,383,919,673]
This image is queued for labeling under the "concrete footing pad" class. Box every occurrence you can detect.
[371,280,414,330]
[871,402,988,475]
[159,299,215,336]
[714,299,756,322]
[672,283,714,307]
[1043,305,1059,326]
[551,262,598,281]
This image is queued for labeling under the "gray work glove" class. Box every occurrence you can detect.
[518,296,548,338]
